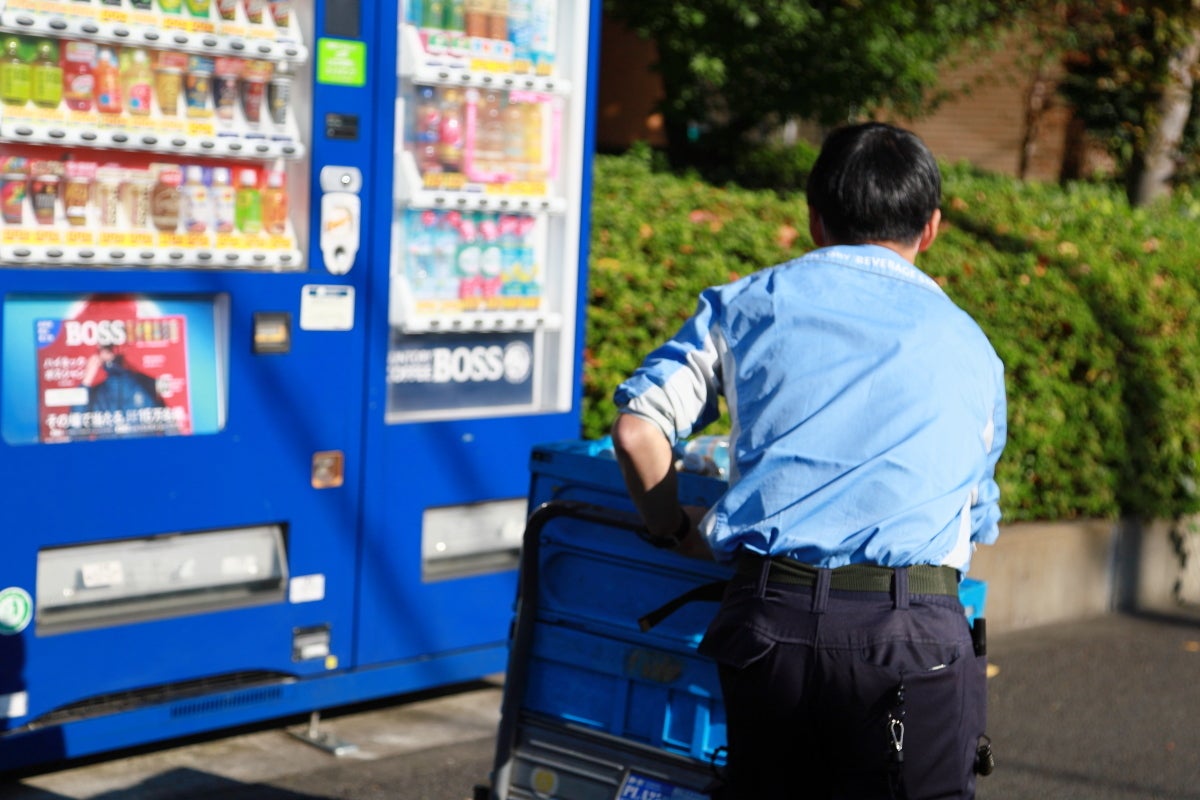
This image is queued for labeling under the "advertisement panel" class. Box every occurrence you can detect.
[2,293,227,445]
[35,301,191,442]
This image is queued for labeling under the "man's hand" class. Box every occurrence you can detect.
[674,504,714,561]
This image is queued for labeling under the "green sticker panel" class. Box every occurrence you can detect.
[317,38,367,87]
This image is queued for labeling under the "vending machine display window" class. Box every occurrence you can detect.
[1,292,230,445]
[387,0,586,423]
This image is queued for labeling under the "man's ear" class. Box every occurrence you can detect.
[917,208,941,253]
[808,206,828,247]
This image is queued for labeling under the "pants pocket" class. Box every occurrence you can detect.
[697,594,778,670]
[821,640,981,799]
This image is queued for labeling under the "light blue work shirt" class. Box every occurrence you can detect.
[614,244,1007,572]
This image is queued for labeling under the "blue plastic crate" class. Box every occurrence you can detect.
[492,441,992,796]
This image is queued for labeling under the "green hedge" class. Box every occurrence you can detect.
[584,148,1200,522]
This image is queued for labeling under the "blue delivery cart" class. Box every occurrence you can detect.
[480,440,987,800]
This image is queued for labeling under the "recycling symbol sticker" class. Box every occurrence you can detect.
[0,587,33,635]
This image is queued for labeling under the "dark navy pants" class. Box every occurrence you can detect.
[698,559,987,800]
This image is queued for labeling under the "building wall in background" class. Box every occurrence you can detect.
[597,19,1081,183]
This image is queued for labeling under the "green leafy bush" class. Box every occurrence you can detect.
[585,151,1200,522]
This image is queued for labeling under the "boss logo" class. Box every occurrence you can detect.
[63,319,128,347]
[430,342,532,384]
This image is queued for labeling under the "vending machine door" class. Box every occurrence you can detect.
[353,0,597,671]
[0,0,377,766]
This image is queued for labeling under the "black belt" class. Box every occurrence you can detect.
[637,555,961,632]
[738,553,960,596]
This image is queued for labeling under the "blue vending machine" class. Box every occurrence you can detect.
[0,0,598,771]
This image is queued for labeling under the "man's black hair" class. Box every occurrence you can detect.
[805,122,941,246]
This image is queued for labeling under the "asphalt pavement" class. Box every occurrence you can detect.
[4,610,1200,800]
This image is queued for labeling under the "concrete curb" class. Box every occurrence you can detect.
[970,517,1200,633]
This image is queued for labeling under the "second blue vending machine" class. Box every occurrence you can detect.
[0,0,598,770]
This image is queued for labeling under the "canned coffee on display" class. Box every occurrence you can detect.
[0,170,27,224]
[267,62,292,126]
[30,174,60,225]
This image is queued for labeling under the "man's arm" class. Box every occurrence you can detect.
[611,413,710,557]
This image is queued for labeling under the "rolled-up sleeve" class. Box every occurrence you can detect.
[613,291,724,446]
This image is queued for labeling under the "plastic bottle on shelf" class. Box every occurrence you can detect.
[521,97,545,181]
[243,0,265,24]
[149,165,182,232]
[63,160,95,227]
[530,0,556,74]
[475,89,504,177]
[61,41,96,112]
[507,0,532,70]
[497,214,519,295]
[443,0,465,38]
[30,39,62,109]
[0,158,28,224]
[265,60,292,127]
[269,0,290,28]
[406,209,434,295]
[421,0,444,30]
[487,0,507,41]
[478,212,502,296]
[153,59,183,116]
[182,165,210,234]
[210,166,236,233]
[502,96,525,178]
[234,168,262,234]
[517,213,538,295]
[93,165,122,227]
[184,56,213,118]
[0,37,32,107]
[30,168,60,226]
[184,0,210,19]
[119,47,153,116]
[437,87,464,173]
[261,169,287,235]
[463,0,486,37]
[411,85,441,174]
[94,45,122,114]
[211,57,242,125]
[455,212,482,297]
[433,210,457,295]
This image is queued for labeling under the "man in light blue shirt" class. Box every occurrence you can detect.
[612,122,1006,799]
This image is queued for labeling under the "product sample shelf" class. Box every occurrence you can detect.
[0,121,304,160]
[0,13,307,60]
[0,0,308,270]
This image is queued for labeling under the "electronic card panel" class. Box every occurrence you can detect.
[0,0,378,769]
[354,0,598,670]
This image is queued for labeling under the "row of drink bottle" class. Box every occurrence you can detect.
[404,209,540,300]
[0,155,288,236]
[0,37,293,126]
[409,84,547,182]
[36,0,291,26]
[408,0,557,70]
